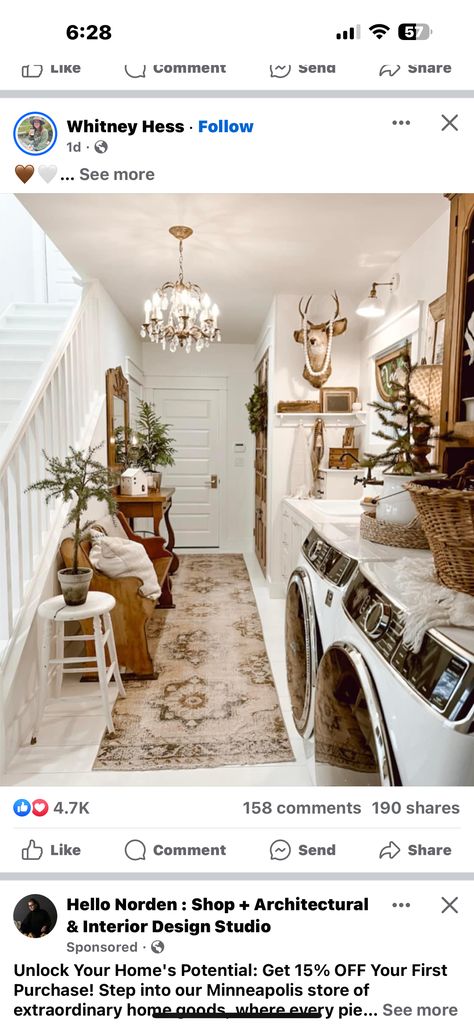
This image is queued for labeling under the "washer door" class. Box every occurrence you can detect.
[314,642,395,786]
[285,568,322,738]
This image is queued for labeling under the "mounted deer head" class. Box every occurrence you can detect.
[294,292,348,388]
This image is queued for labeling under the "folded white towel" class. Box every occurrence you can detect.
[289,424,313,499]
[394,557,474,652]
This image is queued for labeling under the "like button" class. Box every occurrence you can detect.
[22,840,43,861]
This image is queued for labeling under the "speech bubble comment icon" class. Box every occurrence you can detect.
[269,839,291,861]
[125,838,146,861]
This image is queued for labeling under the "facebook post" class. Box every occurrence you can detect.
[0,0,473,1022]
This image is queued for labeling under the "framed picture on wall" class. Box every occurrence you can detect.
[375,340,411,402]
[426,293,446,364]
[321,387,358,413]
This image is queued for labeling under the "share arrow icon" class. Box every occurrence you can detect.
[379,840,401,860]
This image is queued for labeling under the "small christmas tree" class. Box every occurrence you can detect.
[365,352,434,475]
[27,444,117,573]
[134,401,175,472]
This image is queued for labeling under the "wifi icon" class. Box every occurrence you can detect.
[369,23,391,38]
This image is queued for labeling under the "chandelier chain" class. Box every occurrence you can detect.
[178,240,184,283]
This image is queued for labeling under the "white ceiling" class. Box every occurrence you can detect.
[20,193,446,345]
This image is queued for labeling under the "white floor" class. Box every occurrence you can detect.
[3,553,313,787]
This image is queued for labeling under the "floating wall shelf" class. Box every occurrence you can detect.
[275,411,367,427]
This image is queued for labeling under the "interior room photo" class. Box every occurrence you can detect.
[1,191,474,788]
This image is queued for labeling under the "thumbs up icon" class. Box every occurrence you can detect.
[22,840,43,861]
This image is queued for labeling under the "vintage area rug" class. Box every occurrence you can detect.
[94,555,294,771]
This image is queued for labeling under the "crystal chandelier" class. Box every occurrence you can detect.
[140,225,221,352]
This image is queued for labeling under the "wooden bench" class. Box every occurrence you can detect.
[60,513,174,679]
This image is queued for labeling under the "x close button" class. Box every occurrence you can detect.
[441,896,459,914]
[441,114,459,131]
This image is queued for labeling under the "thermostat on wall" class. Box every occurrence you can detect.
[234,443,246,453]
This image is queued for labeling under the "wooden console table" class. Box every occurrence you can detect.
[115,488,179,573]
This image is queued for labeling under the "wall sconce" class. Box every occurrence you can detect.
[356,273,400,318]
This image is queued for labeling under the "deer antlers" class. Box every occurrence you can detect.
[298,291,340,326]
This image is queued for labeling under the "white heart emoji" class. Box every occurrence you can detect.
[38,165,57,184]
[34,802,45,811]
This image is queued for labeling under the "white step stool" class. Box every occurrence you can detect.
[35,592,126,739]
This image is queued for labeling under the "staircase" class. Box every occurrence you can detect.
[0,284,105,772]
[0,303,75,447]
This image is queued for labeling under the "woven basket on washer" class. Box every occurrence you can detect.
[407,483,474,595]
[360,508,429,549]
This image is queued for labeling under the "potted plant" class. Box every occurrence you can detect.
[134,400,175,490]
[246,383,267,434]
[364,353,436,524]
[27,444,117,605]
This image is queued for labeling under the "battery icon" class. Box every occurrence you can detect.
[398,23,431,40]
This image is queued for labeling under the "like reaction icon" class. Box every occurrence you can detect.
[22,840,43,861]
[13,799,31,817]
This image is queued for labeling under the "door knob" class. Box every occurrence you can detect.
[205,474,218,489]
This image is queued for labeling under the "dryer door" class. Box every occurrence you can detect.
[314,642,395,786]
[285,568,322,738]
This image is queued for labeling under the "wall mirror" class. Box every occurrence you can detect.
[106,366,130,471]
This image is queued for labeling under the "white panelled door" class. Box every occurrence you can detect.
[152,387,223,548]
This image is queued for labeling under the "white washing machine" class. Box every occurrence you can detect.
[313,559,474,786]
[285,519,430,784]
[285,521,374,779]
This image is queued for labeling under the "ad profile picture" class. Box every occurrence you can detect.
[13,894,57,938]
[13,112,57,155]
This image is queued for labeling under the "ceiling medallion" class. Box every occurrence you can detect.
[140,225,221,352]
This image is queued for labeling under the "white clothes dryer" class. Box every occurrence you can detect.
[312,559,474,786]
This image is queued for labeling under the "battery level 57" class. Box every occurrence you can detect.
[398,23,432,40]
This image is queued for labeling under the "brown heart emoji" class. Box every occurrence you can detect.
[15,164,35,184]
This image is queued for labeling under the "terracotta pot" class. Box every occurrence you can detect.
[57,568,93,606]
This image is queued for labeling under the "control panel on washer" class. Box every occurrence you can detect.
[343,570,474,724]
[302,529,358,587]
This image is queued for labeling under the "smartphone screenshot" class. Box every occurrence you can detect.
[0,1,472,1022]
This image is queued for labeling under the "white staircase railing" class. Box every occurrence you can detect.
[0,282,103,661]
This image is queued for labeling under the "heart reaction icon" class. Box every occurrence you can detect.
[38,165,57,183]
[15,165,34,183]
[32,799,49,817]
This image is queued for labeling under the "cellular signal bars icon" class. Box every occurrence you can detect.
[336,25,361,40]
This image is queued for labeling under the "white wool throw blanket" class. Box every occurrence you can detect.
[394,557,474,653]
[89,531,162,601]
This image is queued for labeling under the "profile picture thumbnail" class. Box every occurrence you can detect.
[13,894,57,938]
[14,112,57,155]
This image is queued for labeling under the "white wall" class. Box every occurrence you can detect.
[358,209,450,454]
[262,294,362,591]
[97,283,143,370]
[142,343,254,551]
[0,196,46,311]
[0,196,84,313]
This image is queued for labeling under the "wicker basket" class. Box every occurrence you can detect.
[407,483,474,595]
[360,508,429,550]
